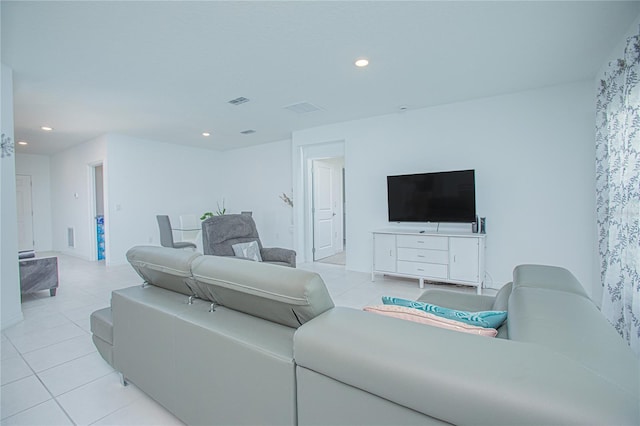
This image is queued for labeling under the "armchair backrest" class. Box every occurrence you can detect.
[202,214,264,256]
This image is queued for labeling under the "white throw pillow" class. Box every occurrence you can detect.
[232,241,262,262]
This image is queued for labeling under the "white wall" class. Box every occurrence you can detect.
[1,63,23,329]
[49,133,294,265]
[219,138,294,248]
[40,81,598,297]
[293,80,596,293]
[50,135,107,260]
[15,153,53,251]
[106,134,223,264]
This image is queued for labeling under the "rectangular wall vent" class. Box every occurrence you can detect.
[228,97,250,106]
[283,101,322,114]
[67,227,75,248]
[240,129,256,135]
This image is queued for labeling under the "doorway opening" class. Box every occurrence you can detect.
[16,174,34,252]
[311,157,346,265]
[90,163,105,262]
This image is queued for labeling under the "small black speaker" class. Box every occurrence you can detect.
[479,217,486,234]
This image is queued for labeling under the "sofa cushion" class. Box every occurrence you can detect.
[126,245,201,295]
[191,255,334,328]
[382,296,507,329]
[90,307,113,345]
[416,286,511,338]
[364,305,497,337]
[90,307,114,368]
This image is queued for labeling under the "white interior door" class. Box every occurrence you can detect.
[16,174,34,252]
[313,161,336,260]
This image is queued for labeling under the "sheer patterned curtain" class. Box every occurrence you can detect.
[595,28,640,355]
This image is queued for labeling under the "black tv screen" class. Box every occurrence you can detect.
[387,170,476,223]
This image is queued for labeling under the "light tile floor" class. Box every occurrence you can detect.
[1,252,489,425]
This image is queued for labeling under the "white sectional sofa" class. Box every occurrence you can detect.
[90,245,639,425]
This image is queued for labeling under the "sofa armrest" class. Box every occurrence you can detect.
[294,307,638,426]
[261,247,296,267]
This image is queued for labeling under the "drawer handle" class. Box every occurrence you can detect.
[417,255,425,258]
[417,268,424,272]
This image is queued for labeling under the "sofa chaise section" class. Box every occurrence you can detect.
[293,265,638,425]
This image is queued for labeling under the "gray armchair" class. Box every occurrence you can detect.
[202,214,296,267]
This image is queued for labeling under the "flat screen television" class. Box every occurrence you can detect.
[387,169,476,223]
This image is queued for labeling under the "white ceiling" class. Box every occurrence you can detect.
[2,1,639,156]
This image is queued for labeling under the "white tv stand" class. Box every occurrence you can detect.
[372,229,486,294]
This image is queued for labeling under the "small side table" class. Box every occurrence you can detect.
[19,256,59,297]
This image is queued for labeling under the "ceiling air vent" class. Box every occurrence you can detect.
[240,129,256,135]
[283,101,322,114]
[228,97,250,106]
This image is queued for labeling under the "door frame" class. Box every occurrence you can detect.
[295,141,345,264]
[15,174,34,252]
[88,161,105,262]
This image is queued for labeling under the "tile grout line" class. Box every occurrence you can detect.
[6,315,91,347]
[86,390,146,426]
[7,332,91,362]
[51,369,114,399]
[1,320,97,423]
[5,319,131,424]
[1,340,77,425]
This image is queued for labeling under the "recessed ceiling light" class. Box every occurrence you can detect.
[18,141,28,145]
[202,132,210,137]
[41,126,53,131]
[355,58,369,68]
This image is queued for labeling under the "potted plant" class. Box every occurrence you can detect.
[200,199,226,220]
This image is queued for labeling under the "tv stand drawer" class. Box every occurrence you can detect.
[397,248,448,264]
[397,261,448,279]
[397,235,448,250]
